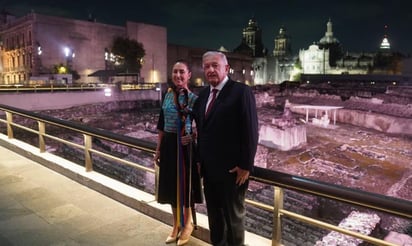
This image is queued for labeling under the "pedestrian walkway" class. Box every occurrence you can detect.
[0,145,210,246]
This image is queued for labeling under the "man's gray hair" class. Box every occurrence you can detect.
[202,51,228,65]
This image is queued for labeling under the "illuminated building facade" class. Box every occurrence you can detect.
[268,27,296,83]
[0,11,167,85]
[234,17,266,58]
[299,19,375,75]
[233,18,297,84]
[299,44,331,74]
[238,17,402,84]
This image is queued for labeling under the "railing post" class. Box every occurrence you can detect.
[6,112,14,139]
[84,134,93,172]
[273,186,284,246]
[38,121,46,153]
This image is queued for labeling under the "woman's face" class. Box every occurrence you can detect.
[172,62,191,89]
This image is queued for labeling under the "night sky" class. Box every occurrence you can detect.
[3,0,412,54]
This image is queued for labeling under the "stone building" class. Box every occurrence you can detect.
[234,17,266,58]
[233,16,298,85]
[299,44,330,74]
[299,19,377,75]
[267,27,297,83]
[0,11,167,85]
[239,17,404,84]
[299,19,406,78]
[233,17,268,85]
[233,17,296,84]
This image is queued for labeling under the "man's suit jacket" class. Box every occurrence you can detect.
[194,79,259,183]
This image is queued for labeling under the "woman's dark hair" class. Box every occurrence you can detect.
[174,59,192,72]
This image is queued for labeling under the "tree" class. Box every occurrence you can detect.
[52,63,80,81]
[374,51,403,74]
[111,36,145,74]
[290,58,302,81]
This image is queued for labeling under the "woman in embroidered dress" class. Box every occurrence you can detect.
[154,60,202,245]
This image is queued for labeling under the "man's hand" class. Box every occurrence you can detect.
[153,151,160,166]
[229,166,250,186]
[197,162,202,177]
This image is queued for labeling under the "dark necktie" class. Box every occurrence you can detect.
[205,89,218,117]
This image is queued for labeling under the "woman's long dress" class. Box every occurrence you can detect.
[156,90,202,209]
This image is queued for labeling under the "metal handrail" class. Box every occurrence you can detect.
[0,104,156,153]
[251,168,411,219]
[0,103,410,246]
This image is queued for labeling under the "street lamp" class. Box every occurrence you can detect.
[156,83,162,105]
[63,46,75,70]
[104,48,116,70]
[34,41,43,75]
[63,47,74,58]
[104,48,109,70]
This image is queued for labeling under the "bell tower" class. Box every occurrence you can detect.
[241,16,265,57]
[273,26,292,57]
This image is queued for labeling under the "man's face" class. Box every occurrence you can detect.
[202,55,229,87]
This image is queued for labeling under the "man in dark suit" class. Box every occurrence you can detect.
[193,51,259,246]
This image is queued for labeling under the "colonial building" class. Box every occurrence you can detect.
[233,17,269,85]
[299,19,375,75]
[268,27,296,83]
[233,17,296,84]
[0,11,167,85]
[233,17,266,57]
[299,44,330,74]
[232,17,406,85]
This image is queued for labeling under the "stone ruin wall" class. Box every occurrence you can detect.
[262,87,412,137]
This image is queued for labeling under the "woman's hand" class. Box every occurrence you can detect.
[181,134,192,145]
